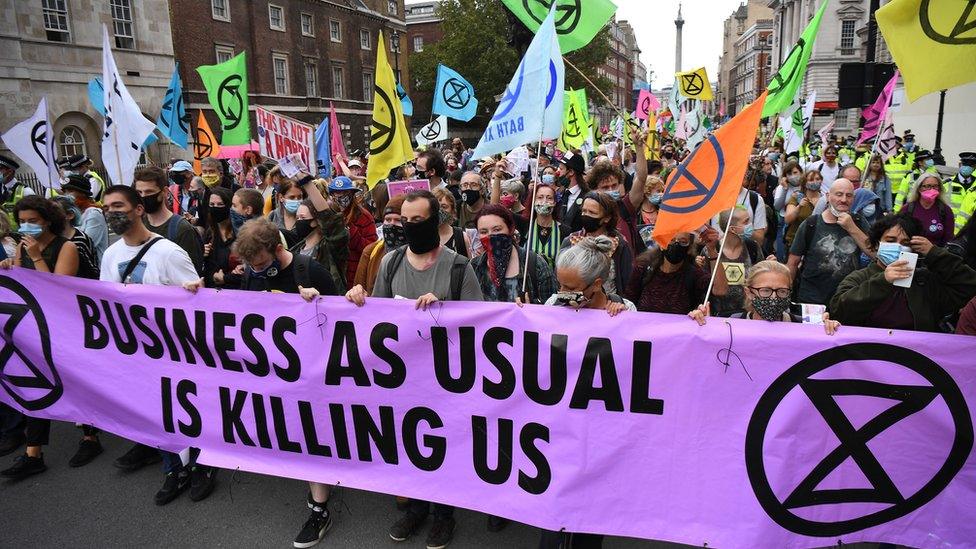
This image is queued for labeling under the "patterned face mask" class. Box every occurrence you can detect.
[751,295,791,321]
[480,233,515,291]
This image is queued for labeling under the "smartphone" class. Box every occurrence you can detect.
[893,251,918,288]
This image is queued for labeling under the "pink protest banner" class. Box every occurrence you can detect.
[636,89,659,121]
[2,269,976,548]
[256,106,315,169]
[857,70,899,145]
[386,179,430,198]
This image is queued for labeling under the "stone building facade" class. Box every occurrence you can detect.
[717,0,773,117]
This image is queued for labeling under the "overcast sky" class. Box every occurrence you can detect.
[406,0,748,90]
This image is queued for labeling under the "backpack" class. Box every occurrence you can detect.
[242,252,313,291]
[384,245,469,301]
[166,215,205,275]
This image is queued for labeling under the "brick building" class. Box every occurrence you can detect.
[593,18,634,123]
[404,0,440,60]
[171,0,409,153]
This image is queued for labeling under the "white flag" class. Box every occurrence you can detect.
[876,111,898,161]
[415,115,448,146]
[684,105,709,150]
[1,97,59,188]
[101,24,155,186]
[801,91,817,133]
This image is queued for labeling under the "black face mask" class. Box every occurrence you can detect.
[293,218,315,241]
[461,189,481,206]
[663,241,690,264]
[580,214,603,233]
[209,205,230,223]
[382,223,407,249]
[663,151,674,160]
[141,192,163,214]
[402,214,440,254]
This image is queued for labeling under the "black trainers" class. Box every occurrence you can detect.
[389,512,427,542]
[293,497,333,548]
[154,471,189,506]
[188,466,217,502]
[426,516,456,549]
[1,454,47,479]
[486,514,509,532]
[68,438,103,467]
[0,433,25,457]
[114,443,160,471]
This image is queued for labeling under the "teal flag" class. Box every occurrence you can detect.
[432,64,478,122]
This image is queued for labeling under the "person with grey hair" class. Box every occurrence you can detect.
[899,172,954,246]
[813,164,861,216]
[457,170,487,229]
[199,156,240,192]
[544,235,635,314]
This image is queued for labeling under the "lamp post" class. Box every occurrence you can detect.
[391,29,401,83]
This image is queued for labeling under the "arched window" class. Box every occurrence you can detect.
[59,126,87,158]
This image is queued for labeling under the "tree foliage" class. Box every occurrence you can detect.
[408,0,613,126]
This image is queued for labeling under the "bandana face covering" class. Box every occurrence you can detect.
[480,233,515,297]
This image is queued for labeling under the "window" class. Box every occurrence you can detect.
[111,0,134,49]
[301,13,313,36]
[305,61,318,97]
[215,45,234,64]
[413,36,423,52]
[59,126,87,158]
[332,66,344,98]
[269,4,285,31]
[42,0,70,43]
[212,0,230,21]
[273,54,289,95]
[360,29,371,50]
[840,20,856,53]
[362,72,373,102]
[330,20,341,42]
[388,0,398,15]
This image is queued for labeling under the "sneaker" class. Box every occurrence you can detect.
[68,438,103,467]
[389,512,426,542]
[114,443,160,471]
[188,466,217,502]
[154,471,189,506]
[426,516,456,549]
[0,433,26,457]
[293,506,333,548]
[1,454,47,479]
[486,515,509,532]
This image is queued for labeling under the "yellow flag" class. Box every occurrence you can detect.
[877,0,976,101]
[676,67,713,100]
[560,89,588,150]
[366,31,412,189]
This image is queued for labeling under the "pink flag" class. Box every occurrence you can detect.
[635,89,659,120]
[876,110,898,160]
[674,103,689,140]
[817,118,835,146]
[719,101,726,118]
[857,70,899,145]
[328,101,347,163]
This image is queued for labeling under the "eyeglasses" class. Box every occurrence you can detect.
[749,286,792,299]
[749,286,791,298]
[919,184,941,191]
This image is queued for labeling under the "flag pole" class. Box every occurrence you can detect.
[44,99,55,191]
[521,131,546,296]
[563,56,638,132]
[701,210,736,308]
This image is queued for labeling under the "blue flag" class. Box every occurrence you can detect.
[432,64,478,122]
[396,82,413,117]
[314,117,332,178]
[87,77,158,147]
[472,7,563,158]
[156,65,189,148]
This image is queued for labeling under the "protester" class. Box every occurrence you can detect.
[524,183,569,268]
[700,207,763,316]
[492,176,527,224]
[783,170,823,250]
[900,173,954,247]
[329,176,376,287]
[345,190,482,549]
[830,214,976,332]
[134,166,205,275]
[52,195,99,279]
[863,154,893,213]
[472,204,555,304]
[0,196,89,479]
[808,144,840,184]
[354,194,407,294]
[583,136,649,255]
[545,235,635,315]
[200,156,240,192]
[689,260,840,334]
[201,186,237,288]
[288,179,351,293]
[457,170,488,229]
[636,175,665,248]
[167,160,205,226]
[415,149,447,190]
[561,191,633,295]
[787,178,871,306]
[59,174,109,258]
[957,296,976,336]
[432,187,471,256]
[948,217,976,271]
[269,178,307,233]
[717,164,768,247]
[232,188,265,236]
[624,227,708,315]
[98,184,217,504]
[554,151,588,231]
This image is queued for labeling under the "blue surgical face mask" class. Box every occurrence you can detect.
[605,190,621,200]
[904,142,915,152]
[861,204,877,218]
[541,174,555,185]
[768,152,781,162]
[924,159,936,168]
[283,199,302,214]
[877,242,912,266]
[649,193,663,206]
[17,222,44,237]
[735,224,754,240]
[960,165,975,177]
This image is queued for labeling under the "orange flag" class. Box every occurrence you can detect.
[193,110,221,175]
[652,91,767,248]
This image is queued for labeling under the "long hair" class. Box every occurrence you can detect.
[906,172,952,208]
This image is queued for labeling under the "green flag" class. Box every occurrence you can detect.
[560,89,589,149]
[501,0,617,54]
[761,0,828,118]
[196,52,251,145]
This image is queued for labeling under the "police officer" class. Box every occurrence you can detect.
[948,152,976,231]
[61,154,106,203]
[885,135,914,198]
[0,155,36,229]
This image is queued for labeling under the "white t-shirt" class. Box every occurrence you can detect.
[711,188,768,231]
[807,160,840,187]
[100,236,199,286]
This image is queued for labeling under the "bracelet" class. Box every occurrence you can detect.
[298,175,314,187]
[31,257,43,263]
